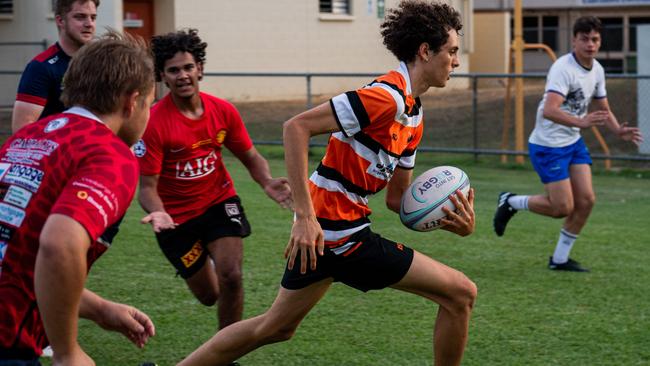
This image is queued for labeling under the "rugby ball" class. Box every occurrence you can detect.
[400,166,470,232]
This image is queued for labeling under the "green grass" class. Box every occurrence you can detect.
[47,147,650,365]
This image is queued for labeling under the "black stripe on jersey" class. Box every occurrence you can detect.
[376,81,420,117]
[317,163,375,196]
[345,91,371,129]
[329,99,348,137]
[402,148,416,157]
[317,216,371,231]
[353,131,401,159]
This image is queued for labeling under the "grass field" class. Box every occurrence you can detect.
[48,147,649,365]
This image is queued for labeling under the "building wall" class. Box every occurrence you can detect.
[469,12,510,74]
[167,0,471,101]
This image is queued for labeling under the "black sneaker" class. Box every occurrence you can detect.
[493,192,517,236]
[548,257,590,272]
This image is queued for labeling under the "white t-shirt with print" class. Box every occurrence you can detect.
[529,53,607,148]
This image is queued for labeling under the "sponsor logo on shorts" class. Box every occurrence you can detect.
[181,241,203,268]
[3,185,32,208]
[133,139,146,158]
[225,203,240,216]
[2,165,44,193]
[44,117,68,133]
[0,203,26,227]
[396,243,404,251]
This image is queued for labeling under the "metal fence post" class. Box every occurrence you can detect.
[306,74,312,110]
[472,75,478,162]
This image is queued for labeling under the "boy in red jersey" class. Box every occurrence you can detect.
[0,32,156,365]
[178,2,476,365]
[137,29,291,333]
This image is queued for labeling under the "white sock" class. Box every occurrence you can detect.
[552,229,578,264]
[507,195,529,211]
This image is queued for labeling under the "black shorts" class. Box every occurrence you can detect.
[156,196,251,279]
[281,227,414,292]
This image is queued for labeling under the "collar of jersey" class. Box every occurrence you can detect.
[396,61,413,95]
[65,106,104,124]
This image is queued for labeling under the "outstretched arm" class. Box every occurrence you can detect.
[35,214,94,365]
[282,102,340,273]
[80,289,155,349]
[232,146,292,209]
[138,174,177,232]
[591,97,643,145]
[542,92,609,129]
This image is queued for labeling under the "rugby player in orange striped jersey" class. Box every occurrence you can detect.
[178,2,476,365]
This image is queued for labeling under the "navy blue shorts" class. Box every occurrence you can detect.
[281,227,414,292]
[529,137,592,184]
[156,196,250,279]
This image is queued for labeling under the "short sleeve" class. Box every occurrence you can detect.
[545,62,571,98]
[329,85,398,138]
[222,102,253,154]
[594,66,607,99]
[15,61,50,106]
[137,118,164,176]
[51,151,138,242]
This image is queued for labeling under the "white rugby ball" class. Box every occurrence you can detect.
[400,166,470,232]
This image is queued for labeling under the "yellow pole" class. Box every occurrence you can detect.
[513,0,525,164]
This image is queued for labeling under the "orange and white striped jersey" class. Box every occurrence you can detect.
[310,62,423,249]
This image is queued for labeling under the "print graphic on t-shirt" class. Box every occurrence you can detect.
[175,150,218,179]
[564,88,586,116]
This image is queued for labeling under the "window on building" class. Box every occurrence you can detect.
[542,16,558,51]
[522,16,538,44]
[598,58,624,74]
[320,0,351,15]
[512,15,559,51]
[600,17,623,52]
[0,0,13,14]
[629,17,650,52]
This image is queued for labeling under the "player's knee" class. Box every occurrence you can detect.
[258,320,299,344]
[550,202,573,218]
[448,276,477,316]
[218,268,243,291]
[576,193,596,211]
[194,290,218,306]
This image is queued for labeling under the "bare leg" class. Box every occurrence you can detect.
[563,164,595,234]
[527,178,574,218]
[391,251,477,366]
[185,256,220,307]
[177,279,332,366]
[207,237,244,329]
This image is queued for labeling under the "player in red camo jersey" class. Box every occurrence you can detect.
[0,31,157,365]
[137,29,291,335]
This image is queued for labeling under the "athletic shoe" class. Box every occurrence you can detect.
[493,192,517,236]
[548,257,590,272]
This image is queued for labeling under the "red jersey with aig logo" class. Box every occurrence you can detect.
[0,107,138,356]
[137,92,253,224]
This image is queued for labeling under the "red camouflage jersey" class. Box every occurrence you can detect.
[0,107,139,356]
[137,92,253,224]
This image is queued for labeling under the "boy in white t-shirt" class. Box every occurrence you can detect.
[493,16,643,272]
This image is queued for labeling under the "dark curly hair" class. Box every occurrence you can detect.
[380,0,462,63]
[573,16,602,37]
[151,28,207,82]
